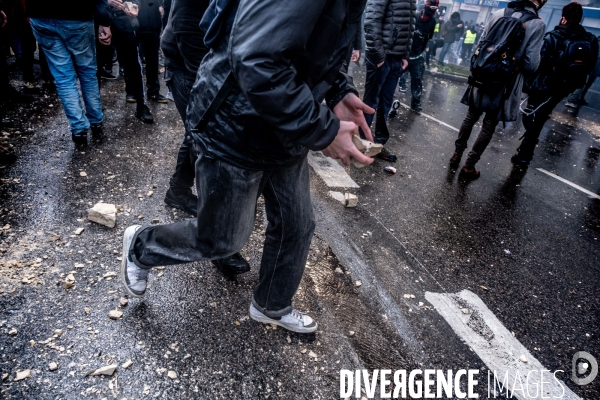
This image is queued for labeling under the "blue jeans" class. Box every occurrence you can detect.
[131,147,316,317]
[362,54,405,145]
[438,42,453,65]
[30,18,103,134]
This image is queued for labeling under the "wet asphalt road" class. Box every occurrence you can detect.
[0,61,599,399]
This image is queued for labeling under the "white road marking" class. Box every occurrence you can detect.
[536,168,600,200]
[425,290,579,400]
[307,151,359,188]
[399,102,459,132]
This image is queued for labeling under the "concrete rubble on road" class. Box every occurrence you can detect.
[88,364,117,376]
[351,135,383,168]
[109,310,123,320]
[48,362,58,371]
[88,203,117,228]
[14,369,31,381]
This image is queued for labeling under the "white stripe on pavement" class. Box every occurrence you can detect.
[425,290,579,400]
[307,151,359,188]
[536,168,600,200]
[399,102,459,132]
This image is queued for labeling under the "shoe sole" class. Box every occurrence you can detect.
[126,98,136,103]
[150,99,168,104]
[249,307,317,334]
[121,226,144,298]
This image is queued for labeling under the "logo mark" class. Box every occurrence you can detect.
[572,351,597,385]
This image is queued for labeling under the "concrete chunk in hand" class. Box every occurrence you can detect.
[351,135,383,168]
[88,203,117,228]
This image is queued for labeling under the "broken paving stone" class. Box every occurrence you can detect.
[328,191,345,205]
[167,370,177,379]
[121,360,133,369]
[300,349,307,354]
[418,302,424,307]
[344,193,358,208]
[2,373,8,380]
[480,285,489,291]
[103,272,117,279]
[334,267,343,274]
[151,218,160,224]
[79,171,87,177]
[14,370,31,381]
[109,310,123,320]
[403,294,416,299]
[519,355,528,363]
[147,191,154,197]
[84,308,90,314]
[8,328,17,336]
[308,351,317,359]
[74,263,85,269]
[461,308,471,314]
[349,331,355,337]
[355,280,362,287]
[88,203,117,228]
[89,364,117,376]
[120,297,128,307]
[48,234,60,242]
[49,362,58,371]
[74,228,84,235]
[351,135,383,168]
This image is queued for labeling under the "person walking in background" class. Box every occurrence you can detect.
[438,11,463,66]
[107,0,154,123]
[160,0,251,275]
[566,34,600,109]
[450,0,546,179]
[137,0,167,103]
[362,0,416,162]
[461,25,477,61]
[27,0,111,143]
[396,0,438,113]
[511,2,598,168]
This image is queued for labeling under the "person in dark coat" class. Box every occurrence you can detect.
[511,2,599,167]
[450,0,546,179]
[438,11,463,66]
[362,0,417,162]
[160,0,250,275]
[121,0,376,334]
[397,0,438,113]
[566,34,600,109]
[137,0,166,102]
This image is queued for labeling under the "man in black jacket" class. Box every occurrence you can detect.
[121,0,375,334]
[160,0,250,275]
[438,11,463,66]
[397,0,438,113]
[137,0,166,102]
[362,0,416,162]
[511,2,599,167]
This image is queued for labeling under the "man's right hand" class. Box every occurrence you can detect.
[322,121,374,167]
[108,0,139,17]
[98,26,112,45]
[0,11,7,29]
[377,61,385,68]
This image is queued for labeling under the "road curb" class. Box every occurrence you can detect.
[424,69,468,84]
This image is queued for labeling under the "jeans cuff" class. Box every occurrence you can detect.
[129,226,153,270]
[252,298,292,318]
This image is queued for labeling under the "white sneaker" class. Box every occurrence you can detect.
[120,225,149,298]
[249,303,317,333]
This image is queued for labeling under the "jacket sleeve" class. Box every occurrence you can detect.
[365,0,388,65]
[229,0,340,151]
[406,0,417,57]
[522,21,545,73]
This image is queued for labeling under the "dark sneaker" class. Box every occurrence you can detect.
[375,148,397,162]
[211,253,251,275]
[411,99,422,113]
[149,94,168,103]
[126,94,136,103]
[100,68,117,80]
[459,166,480,180]
[120,225,149,298]
[449,153,461,168]
[510,154,530,168]
[388,99,400,118]
[565,101,579,109]
[398,82,408,93]
[135,104,154,124]
[71,130,88,144]
[164,188,197,216]
[90,123,103,135]
[249,304,317,333]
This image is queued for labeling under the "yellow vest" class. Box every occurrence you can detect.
[434,23,440,33]
[464,30,477,45]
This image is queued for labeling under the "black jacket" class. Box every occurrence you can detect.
[25,0,100,21]
[160,0,209,73]
[137,0,163,33]
[441,12,463,44]
[186,0,366,170]
[526,23,599,95]
[364,0,417,64]
[409,11,436,57]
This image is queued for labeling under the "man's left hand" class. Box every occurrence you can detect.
[350,49,360,62]
[333,93,375,142]
[98,26,112,45]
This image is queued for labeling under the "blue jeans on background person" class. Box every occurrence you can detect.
[30,18,103,135]
[362,53,405,145]
[438,42,452,65]
[130,146,315,318]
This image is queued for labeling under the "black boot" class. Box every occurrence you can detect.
[411,98,422,113]
[511,138,536,168]
[211,253,251,275]
[135,102,154,124]
[164,186,198,216]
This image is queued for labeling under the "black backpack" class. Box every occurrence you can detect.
[550,32,597,90]
[469,7,537,89]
